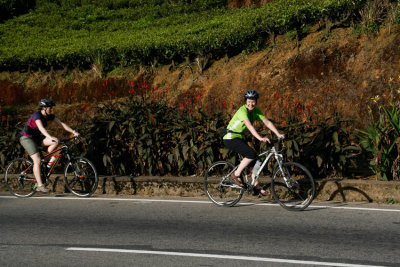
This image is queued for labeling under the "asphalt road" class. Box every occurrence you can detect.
[0,194,399,267]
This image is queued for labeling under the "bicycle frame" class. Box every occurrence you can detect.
[252,146,284,185]
[24,139,75,182]
[40,146,66,180]
[226,140,288,191]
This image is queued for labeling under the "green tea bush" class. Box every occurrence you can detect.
[36,0,227,13]
[0,0,369,72]
[0,0,35,22]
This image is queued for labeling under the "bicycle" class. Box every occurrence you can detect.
[204,138,315,211]
[4,136,98,198]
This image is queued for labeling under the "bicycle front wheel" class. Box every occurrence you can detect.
[271,162,315,211]
[204,161,244,207]
[64,157,98,197]
[4,158,36,198]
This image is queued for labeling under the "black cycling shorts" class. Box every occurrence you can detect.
[223,138,257,160]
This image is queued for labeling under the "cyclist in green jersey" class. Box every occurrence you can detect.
[223,89,284,195]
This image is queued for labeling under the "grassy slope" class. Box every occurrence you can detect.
[0,0,368,71]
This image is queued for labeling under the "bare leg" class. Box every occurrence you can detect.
[42,137,59,153]
[234,157,254,177]
[252,172,269,195]
[30,153,44,186]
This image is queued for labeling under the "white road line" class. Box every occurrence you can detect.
[66,247,386,267]
[1,195,400,212]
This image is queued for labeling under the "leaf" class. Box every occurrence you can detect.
[182,145,189,160]
[292,140,299,152]
[285,140,292,149]
[316,155,323,167]
[168,154,174,164]
[174,147,180,161]
[108,121,115,132]
[178,159,184,169]
[222,148,229,158]
[103,154,110,167]
[286,149,293,158]
[120,163,126,174]
[332,131,339,146]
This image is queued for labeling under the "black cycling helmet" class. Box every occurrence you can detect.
[38,98,56,108]
[244,89,259,100]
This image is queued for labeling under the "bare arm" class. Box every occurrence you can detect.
[54,118,79,136]
[243,120,269,142]
[35,119,53,139]
[262,118,285,139]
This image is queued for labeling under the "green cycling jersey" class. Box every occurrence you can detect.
[223,104,266,140]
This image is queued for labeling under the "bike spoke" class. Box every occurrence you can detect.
[271,162,315,211]
[5,159,36,197]
[204,161,244,206]
[64,157,98,197]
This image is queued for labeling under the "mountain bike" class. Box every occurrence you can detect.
[4,136,98,198]
[204,138,315,211]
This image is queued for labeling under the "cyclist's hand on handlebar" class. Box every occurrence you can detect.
[277,133,285,140]
[259,137,270,143]
[72,131,80,137]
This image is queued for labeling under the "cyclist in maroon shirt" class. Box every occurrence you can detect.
[20,99,79,193]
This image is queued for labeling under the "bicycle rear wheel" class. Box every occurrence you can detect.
[204,161,244,207]
[4,158,36,198]
[64,157,98,197]
[271,162,315,211]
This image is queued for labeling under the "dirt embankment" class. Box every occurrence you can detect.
[1,24,400,129]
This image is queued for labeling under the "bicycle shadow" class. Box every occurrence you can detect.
[315,179,373,203]
[233,181,374,212]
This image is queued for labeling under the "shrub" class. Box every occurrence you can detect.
[0,115,24,172]
[71,80,361,177]
[254,114,361,178]
[0,80,365,178]
[359,101,400,180]
[78,95,229,176]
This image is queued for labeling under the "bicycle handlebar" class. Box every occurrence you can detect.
[59,136,80,144]
[268,137,285,145]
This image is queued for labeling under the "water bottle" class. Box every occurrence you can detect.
[47,155,57,168]
[252,159,262,175]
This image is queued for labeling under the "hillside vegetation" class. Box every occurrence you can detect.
[2,0,400,181]
[0,0,376,71]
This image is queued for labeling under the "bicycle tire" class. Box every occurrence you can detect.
[64,157,98,197]
[271,162,315,211]
[204,161,244,207]
[4,158,36,198]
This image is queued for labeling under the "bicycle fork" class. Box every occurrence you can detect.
[66,153,84,180]
[70,159,84,180]
[274,153,297,189]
